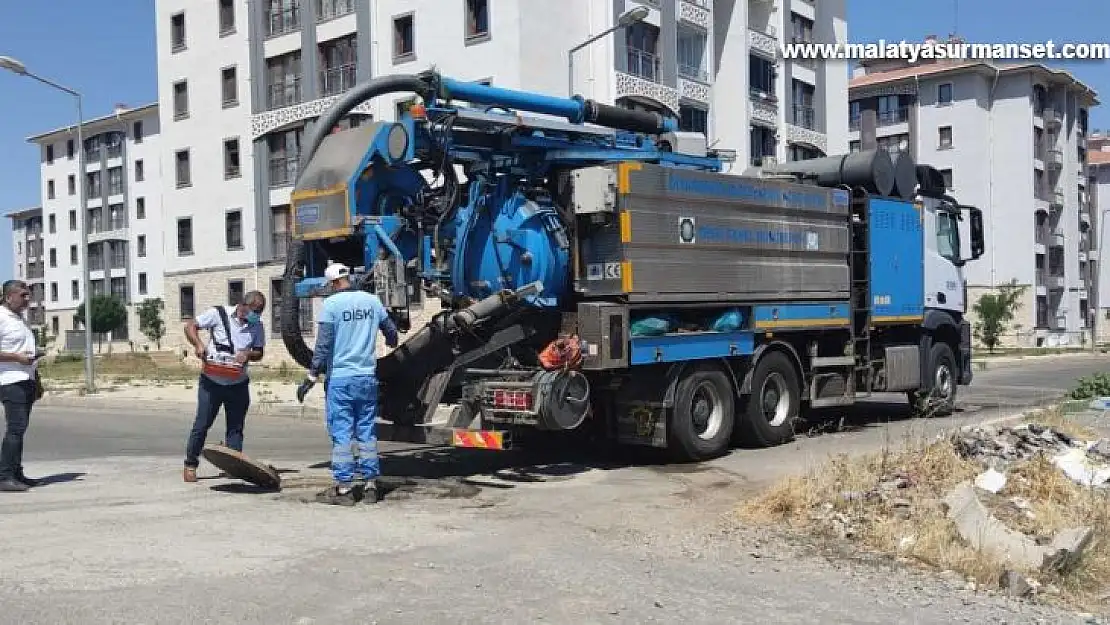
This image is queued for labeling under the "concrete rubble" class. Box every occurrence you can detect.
[953,422,1110,489]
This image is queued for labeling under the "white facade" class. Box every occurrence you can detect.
[23,104,165,350]
[151,0,849,364]
[5,207,45,328]
[848,51,1099,347]
[1088,135,1110,342]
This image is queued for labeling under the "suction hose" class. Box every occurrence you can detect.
[282,73,431,369]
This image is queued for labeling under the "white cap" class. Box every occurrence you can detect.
[324,262,350,282]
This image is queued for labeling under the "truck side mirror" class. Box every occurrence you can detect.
[961,205,985,261]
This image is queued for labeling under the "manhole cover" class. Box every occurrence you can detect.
[202,444,281,490]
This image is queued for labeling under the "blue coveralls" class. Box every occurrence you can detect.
[308,289,399,485]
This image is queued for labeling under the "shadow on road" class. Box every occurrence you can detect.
[33,472,86,487]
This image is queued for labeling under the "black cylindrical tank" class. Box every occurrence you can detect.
[891,151,918,200]
[762,149,895,196]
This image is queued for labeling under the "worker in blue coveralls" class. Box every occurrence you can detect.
[295,262,399,506]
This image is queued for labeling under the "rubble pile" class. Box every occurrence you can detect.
[953,422,1110,489]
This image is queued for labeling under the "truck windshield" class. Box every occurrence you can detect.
[937,210,960,263]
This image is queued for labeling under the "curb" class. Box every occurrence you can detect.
[972,350,1106,370]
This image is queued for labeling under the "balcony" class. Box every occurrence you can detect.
[316,0,353,22]
[1047,148,1063,170]
[749,90,778,126]
[1051,190,1065,209]
[1051,227,1065,247]
[1043,107,1061,128]
[269,156,299,187]
[748,26,777,58]
[877,107,909,127]
[678,0,711,28]
[615,48,679,113]
[267,78,303,109]
[319,64,356,97]
[266,5,300,38]
[106,144,123,160]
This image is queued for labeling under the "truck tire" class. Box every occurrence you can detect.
[738,350,800,447]
[910,342,957,416]
[667,364,736,462]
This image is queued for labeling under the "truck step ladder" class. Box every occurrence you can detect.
[848,192,873,396]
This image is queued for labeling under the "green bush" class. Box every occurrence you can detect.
[1068,372,1110,400]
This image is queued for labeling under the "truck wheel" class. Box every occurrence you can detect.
[739,350,800,447]
[667,364,735,462]
[910,342,957,416]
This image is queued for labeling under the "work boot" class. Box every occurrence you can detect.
[315,484,357,507]
[0,478,29,492]
[360,481,380,505]
[183,467,198,483]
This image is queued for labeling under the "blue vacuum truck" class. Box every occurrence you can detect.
[282,69,985,462]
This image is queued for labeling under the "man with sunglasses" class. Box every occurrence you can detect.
[181,290,267,483]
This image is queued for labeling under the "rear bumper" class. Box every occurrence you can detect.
[958,319,973,385]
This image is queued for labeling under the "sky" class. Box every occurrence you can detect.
[1,0,1108,281]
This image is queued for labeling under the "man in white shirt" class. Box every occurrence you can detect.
[0,280,43,492]
[180,290,267,483]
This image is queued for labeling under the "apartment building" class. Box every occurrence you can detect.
[152,0,848,364]
[21,104,165,351]
[6,207,46,329]
[847,40,1099,347]
[1088,132,1110,342]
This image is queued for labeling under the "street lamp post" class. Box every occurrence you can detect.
[568,6,651,97]
[0,55,96,393]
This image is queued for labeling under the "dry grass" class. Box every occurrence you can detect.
[1024,408,1101,441]
[737,419,1110,612]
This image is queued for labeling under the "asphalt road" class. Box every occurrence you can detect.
[0,354,1106,624]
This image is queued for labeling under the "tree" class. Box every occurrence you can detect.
[137,298,166,349]
[972,279,1028,353]
[75,294,128,352]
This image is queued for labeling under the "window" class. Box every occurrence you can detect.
[138,273,147,295]
[71,280,79,300]
[940,168,953,189]
[107,166,124,195]
[679,106,708,136]
[171,12,186,51]
[175,149,191,187]
[137,235,147,257]
[936,211,960,263]
[180,285,195,319]
[46,144,54,164]
[50,283,58,302]
[68,175,75,195]
[47,179,55,199]
[135,159,144,181]
[393,13,415,62]
[49,248,57,268]
[222,66,238,107]
[67,139,74,158]
[70,245,77,265]
[173,80,189,119]
[937,83,953,106]
[219,0,235,34]
[938,126,953,149]
[224,138,241,178]
[69,210,76,231]
[228,280,245,305]
[52,317,59,334]
[749,54,776,95]
[133,121,143,143]
[226,210,243,249]
[177,217,193,255]
[849,140,862,152]
[48,214,56,233]
[136,197,145,219]
[465,0,489,43]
